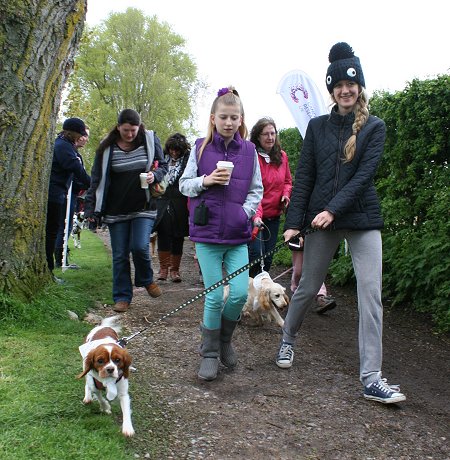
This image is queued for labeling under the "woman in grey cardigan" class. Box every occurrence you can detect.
[276,42,405,405]
[84,109,168,313]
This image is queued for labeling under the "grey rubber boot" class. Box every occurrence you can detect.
[198,325,221,381]
[220,316,239,368]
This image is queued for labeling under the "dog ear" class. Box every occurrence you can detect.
[283,293,290,306]
[77,350,94,379]
[121,350,132,379]
[257,288,272,311]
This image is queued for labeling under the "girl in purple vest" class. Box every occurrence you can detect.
[180,87,263,381]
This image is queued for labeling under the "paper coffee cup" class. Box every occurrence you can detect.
[216,160,234,185]
[139,173,149,189]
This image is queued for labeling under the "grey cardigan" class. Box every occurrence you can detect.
[84,130,167,217]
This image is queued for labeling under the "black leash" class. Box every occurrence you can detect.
[117,228,316,347]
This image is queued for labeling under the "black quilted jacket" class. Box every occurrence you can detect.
[285,107,386,231]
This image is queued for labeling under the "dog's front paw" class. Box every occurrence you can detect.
[122,424,135,437]
[99,400,111,414]
[250,313,264,327]
[82,396,93,404]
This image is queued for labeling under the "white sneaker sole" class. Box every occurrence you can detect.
[364,393,406,404]
[276,356,294,369]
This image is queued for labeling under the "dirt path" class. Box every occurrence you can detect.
[95,231,449,459]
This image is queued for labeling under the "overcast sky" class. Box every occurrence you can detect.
[85,0,449,134]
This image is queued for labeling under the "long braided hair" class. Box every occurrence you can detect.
[332,88,369,162]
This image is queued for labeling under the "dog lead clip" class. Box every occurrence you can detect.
[117,337,128,348]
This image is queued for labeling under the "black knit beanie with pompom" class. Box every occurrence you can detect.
[325,42,365,93]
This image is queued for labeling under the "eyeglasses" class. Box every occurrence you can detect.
[260,132,276,137]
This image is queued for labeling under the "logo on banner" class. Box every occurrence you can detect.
[290,84,308,103]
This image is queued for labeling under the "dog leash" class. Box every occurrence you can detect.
[117,228,317,347]
[251,222,270,274]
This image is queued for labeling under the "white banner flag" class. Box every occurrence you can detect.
[277,69,328,139]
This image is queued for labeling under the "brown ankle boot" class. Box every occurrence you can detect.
[170,254,182,282]
[157,251,171,280]
[113,301,130,312]
[146,282,162,298]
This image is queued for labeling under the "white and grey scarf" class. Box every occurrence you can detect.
[165,154,185,185]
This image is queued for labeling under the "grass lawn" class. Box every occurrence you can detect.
[0,231,170,459]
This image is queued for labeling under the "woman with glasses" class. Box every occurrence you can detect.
[248,117,292,278]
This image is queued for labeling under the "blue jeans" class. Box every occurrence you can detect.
[195,243,249,329]
[108,218,155,303]
[248,216,280,277]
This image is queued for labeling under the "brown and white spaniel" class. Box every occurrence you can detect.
[77,316,134,437]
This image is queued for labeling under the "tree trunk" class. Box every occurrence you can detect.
[0,1,86,298]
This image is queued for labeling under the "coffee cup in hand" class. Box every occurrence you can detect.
[139,172,149,189]
[216,160,234,185]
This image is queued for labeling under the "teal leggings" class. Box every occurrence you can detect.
[195,242,249,329]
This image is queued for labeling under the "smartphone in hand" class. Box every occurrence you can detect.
[288,235,303,251]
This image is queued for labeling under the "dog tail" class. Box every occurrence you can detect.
[100,315,122,333]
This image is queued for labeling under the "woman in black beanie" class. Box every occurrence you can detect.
[275,43,406,405]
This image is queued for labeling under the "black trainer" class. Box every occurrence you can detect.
[364,378,406,404]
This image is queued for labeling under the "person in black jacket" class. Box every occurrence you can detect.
[45,118,91,278]
[54,126,90,268]
[275,42,406,405]
[153,133,190,282]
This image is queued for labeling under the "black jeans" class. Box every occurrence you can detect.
[156,210,184,255]
[45,201,65,271]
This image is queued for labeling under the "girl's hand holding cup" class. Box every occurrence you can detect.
[203,161,234,187]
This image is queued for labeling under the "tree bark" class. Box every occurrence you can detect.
[0,1,87,297]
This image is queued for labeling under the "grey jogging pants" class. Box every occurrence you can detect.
[282,229,383,386]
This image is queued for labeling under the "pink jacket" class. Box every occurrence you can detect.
[254,150,292,220]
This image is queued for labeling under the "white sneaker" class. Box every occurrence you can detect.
[276,341,294,368]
